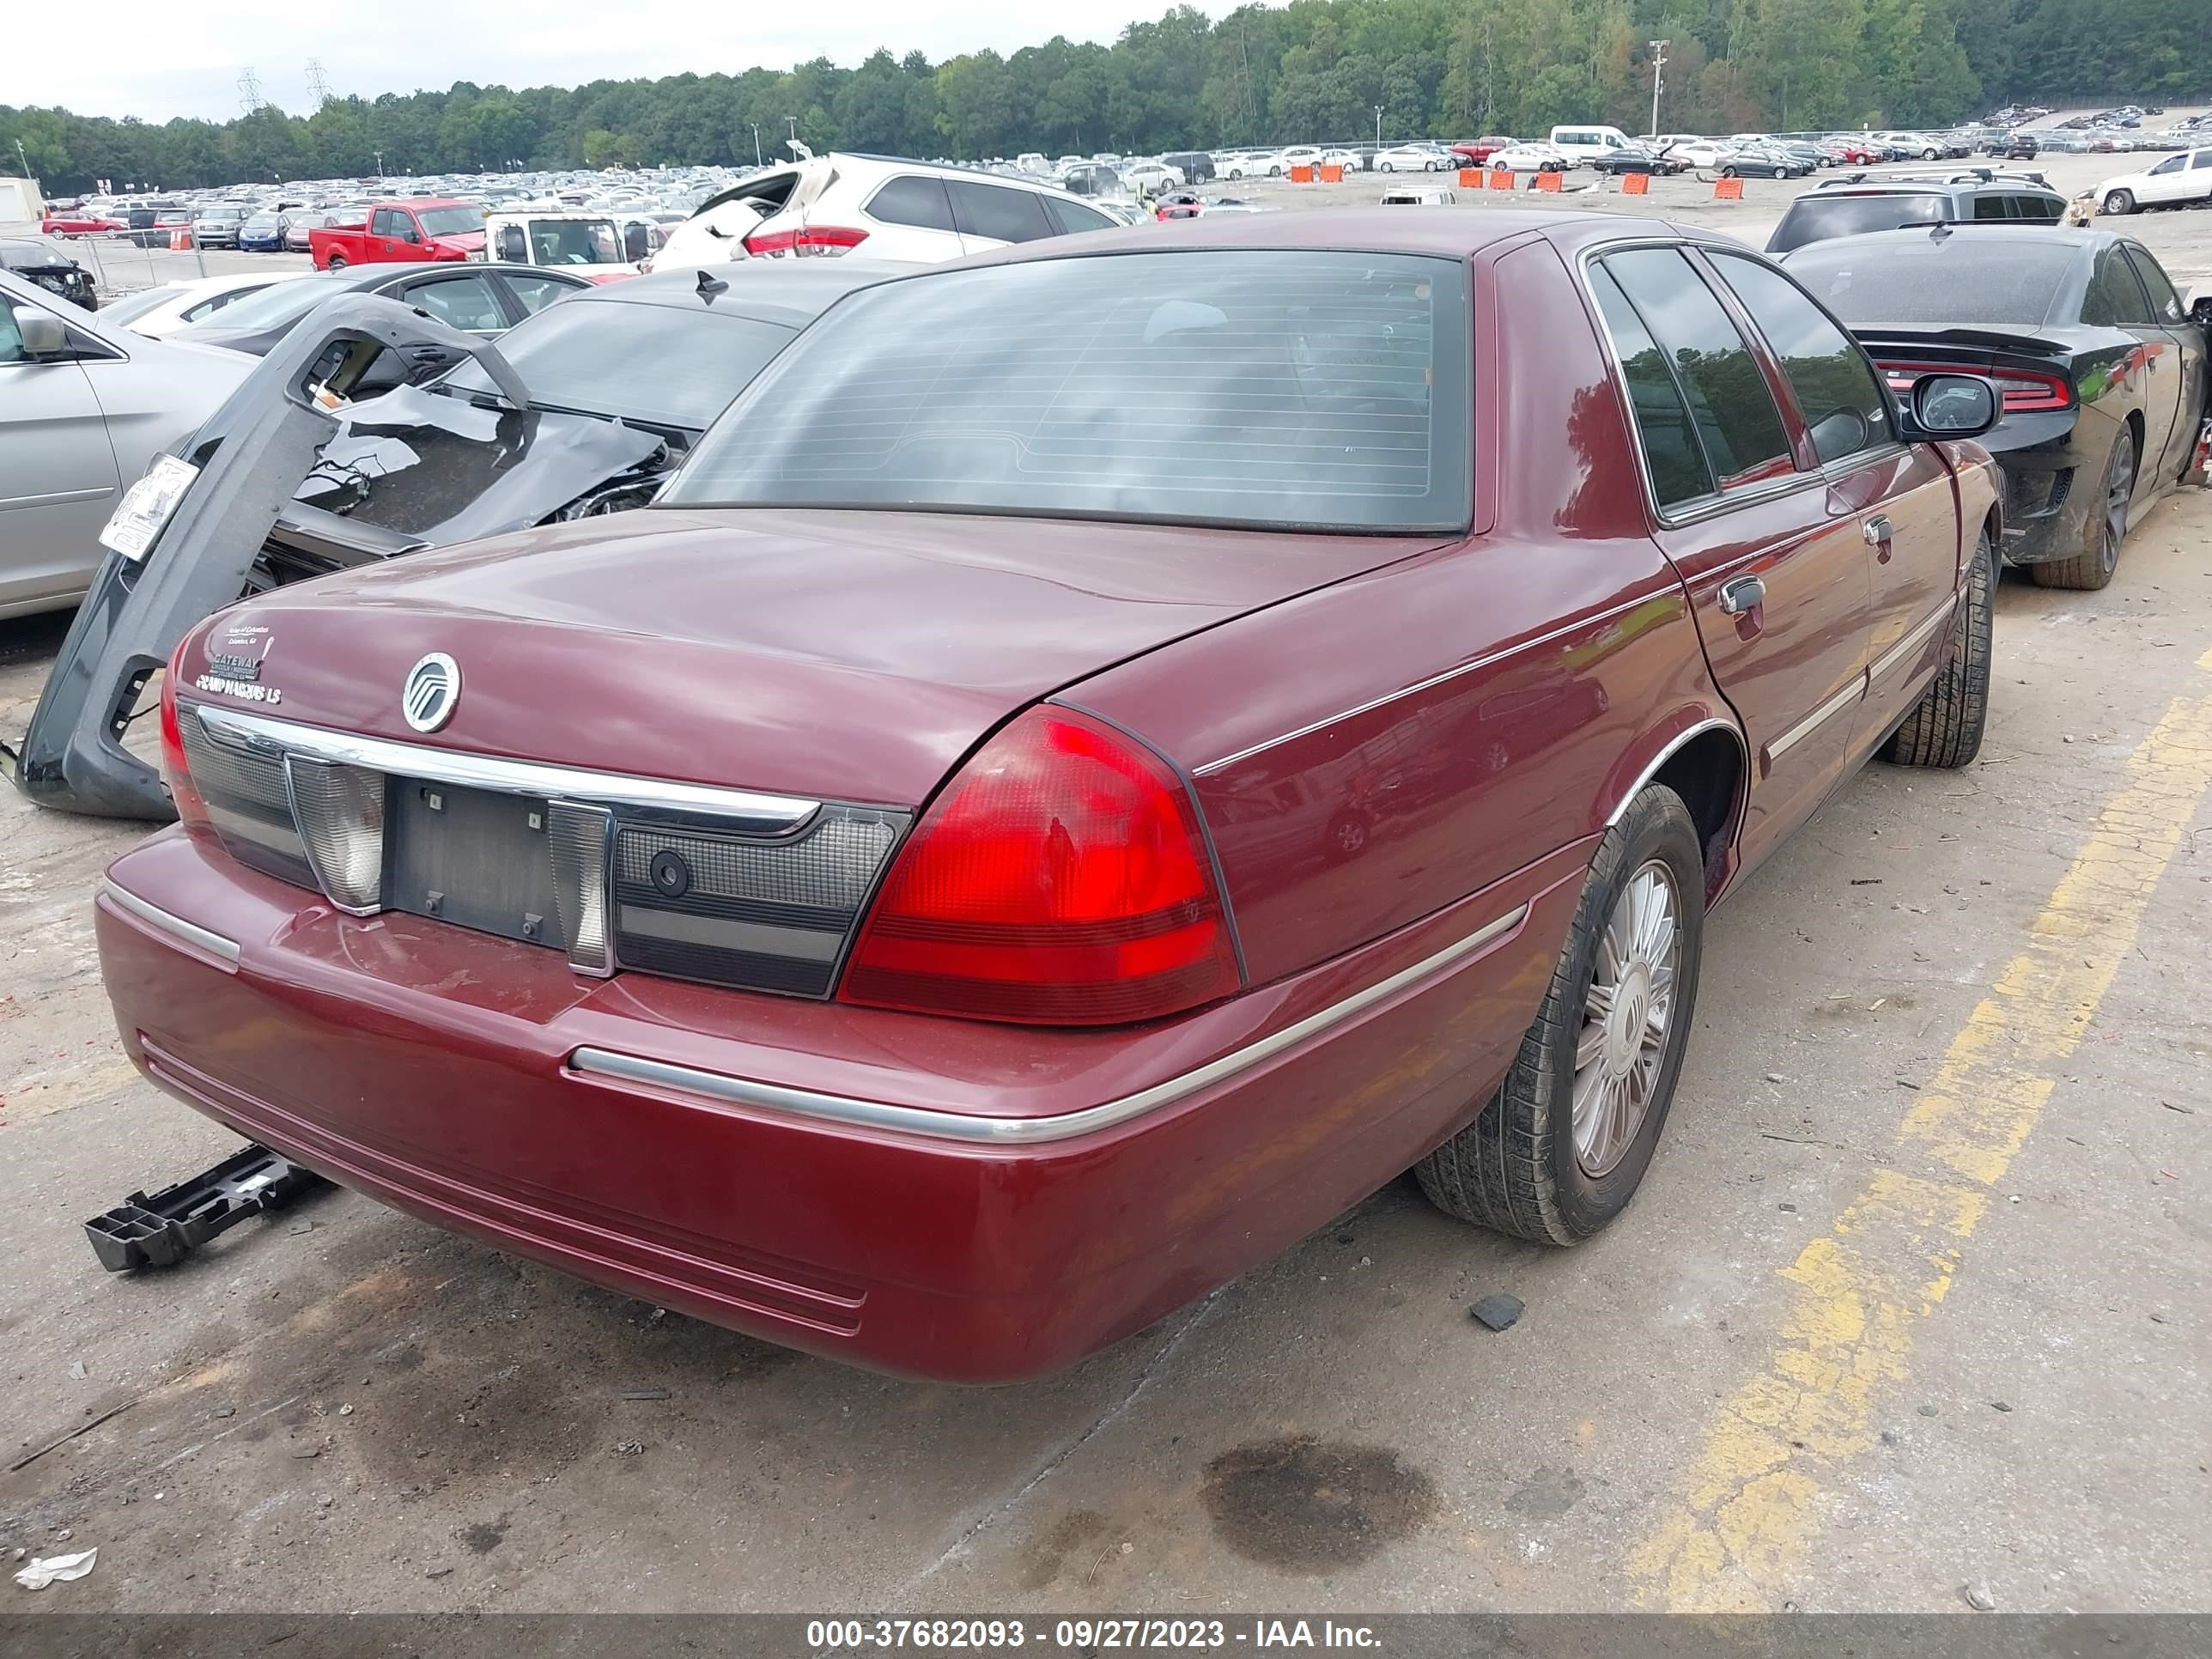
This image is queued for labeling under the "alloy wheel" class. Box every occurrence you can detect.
[2101,432,2134,576]
[1571,859,1680,1177]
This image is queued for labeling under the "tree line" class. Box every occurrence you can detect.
[4,0,2203,195]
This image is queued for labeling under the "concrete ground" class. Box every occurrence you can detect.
[2,177,2210,1618]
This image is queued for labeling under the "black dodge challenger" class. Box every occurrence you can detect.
[1784,225,2209,589]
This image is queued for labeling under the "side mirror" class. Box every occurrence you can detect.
[13,305,67,358]
[2190,295,2212,328]
[1906,373,2000,440]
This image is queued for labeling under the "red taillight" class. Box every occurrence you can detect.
[158,632,210,827]
[841,707,1243,1026]
[743,224,870,258]
[1878,360,2071,413]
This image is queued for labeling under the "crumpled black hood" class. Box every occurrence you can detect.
[297,383,670,544]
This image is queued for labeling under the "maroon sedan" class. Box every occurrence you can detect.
[97,210,2003,1382]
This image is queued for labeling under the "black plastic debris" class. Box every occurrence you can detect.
[85,1144,331,1272]
[1469,1293,1524,1332]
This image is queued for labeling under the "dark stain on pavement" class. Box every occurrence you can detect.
[457,1513,510,1553]
[1018,1508,1112,1589]
[1504,1466,1584,1519]
[1200,1437,1438,1572]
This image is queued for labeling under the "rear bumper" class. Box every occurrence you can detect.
[96,829,1578,1382]
[1984,410,2109,565]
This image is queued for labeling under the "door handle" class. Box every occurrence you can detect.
[1718,574,1766,615]
[1862,515,1893,545]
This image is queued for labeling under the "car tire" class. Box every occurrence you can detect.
[1379,161,1395,173]
[2032,428,2136,591]
[2103,189,2135,215]
[1414,784,1705,1245]
[325,252,347,270]
[1882,530,1993,769]
[1720,165,1740,178]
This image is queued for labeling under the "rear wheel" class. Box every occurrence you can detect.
[1415,786,1705,1244]
[1720,165,1740,178]
[1882,530,1992,768]
[324,252,348,270]
[2032,428,2135,591]
[2103,189,2136,216]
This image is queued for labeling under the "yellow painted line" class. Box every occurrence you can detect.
[1628,647,2212,1612]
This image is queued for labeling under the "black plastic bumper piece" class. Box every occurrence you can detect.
[85,1144,331,1272]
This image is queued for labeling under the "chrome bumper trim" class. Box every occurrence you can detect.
[1869,592,1961,681]
[192,705,821,833]
[100,878,242,965]
[570,901,1532,1145]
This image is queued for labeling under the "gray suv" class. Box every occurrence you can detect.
[1767,170,2069,253]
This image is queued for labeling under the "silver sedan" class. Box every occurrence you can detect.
[0,269,254,619]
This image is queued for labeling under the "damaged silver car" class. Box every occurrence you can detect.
[8,258,915,818]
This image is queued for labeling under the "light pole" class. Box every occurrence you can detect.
[750,124,762,167]
[786,116,799,152]
[1373,105,1384,145]
[1647,40,1668,138]
[15,138,28,178]
[374,149,384,179]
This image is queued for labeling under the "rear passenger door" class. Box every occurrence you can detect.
[2123,244,2208,484]
[1588,246,1873,873]
[859,174,964,263]
[2084,243,2182,488]
[945,179,1055,255]
[1703,250,1961,757]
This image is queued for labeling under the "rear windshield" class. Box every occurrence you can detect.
[191,270,355,332]
[441,301,793,428]
[1770,194,1949,252]
[96,284,186,326]
[1784,240,2076,327]
[663,249,1472,533]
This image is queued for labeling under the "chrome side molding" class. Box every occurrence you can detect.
[569,901,1533,1145]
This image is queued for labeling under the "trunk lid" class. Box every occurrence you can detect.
[188,507,1443,805]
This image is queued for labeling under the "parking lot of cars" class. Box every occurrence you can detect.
[2,125,2210,1617]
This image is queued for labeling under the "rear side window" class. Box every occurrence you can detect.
[866,175,956,234]
[663,249,1472,533]
[1588,264,1716,510]
[2014,195,2063,222]
[505,273,579,314]
[404,274,505,332]
[1709,253,1890,465]
[2123,247,2185,324]
[946,181,1054,244]
[1770,193,1949,252]
[369,209,400,237]
[1043,197,1115,234]
[1972,195,2008,221]
[1599,247,1795,491]
[2081,246,2152,326]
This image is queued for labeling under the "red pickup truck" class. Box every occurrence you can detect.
[307,198,486,270]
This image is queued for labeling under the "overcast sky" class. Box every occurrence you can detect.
[6,0,1170,123]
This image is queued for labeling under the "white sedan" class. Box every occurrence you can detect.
[1373,144,1449,172]
[1659,139,1732,170]
[94,271,307,338]
[1121,162,1187,194]
[1487,143,1570,173]
[2097,146,2212,215]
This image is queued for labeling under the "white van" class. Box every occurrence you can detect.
[1548,125,1638,167]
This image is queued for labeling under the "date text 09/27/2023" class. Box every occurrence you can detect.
[805,1620,1382,1650]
